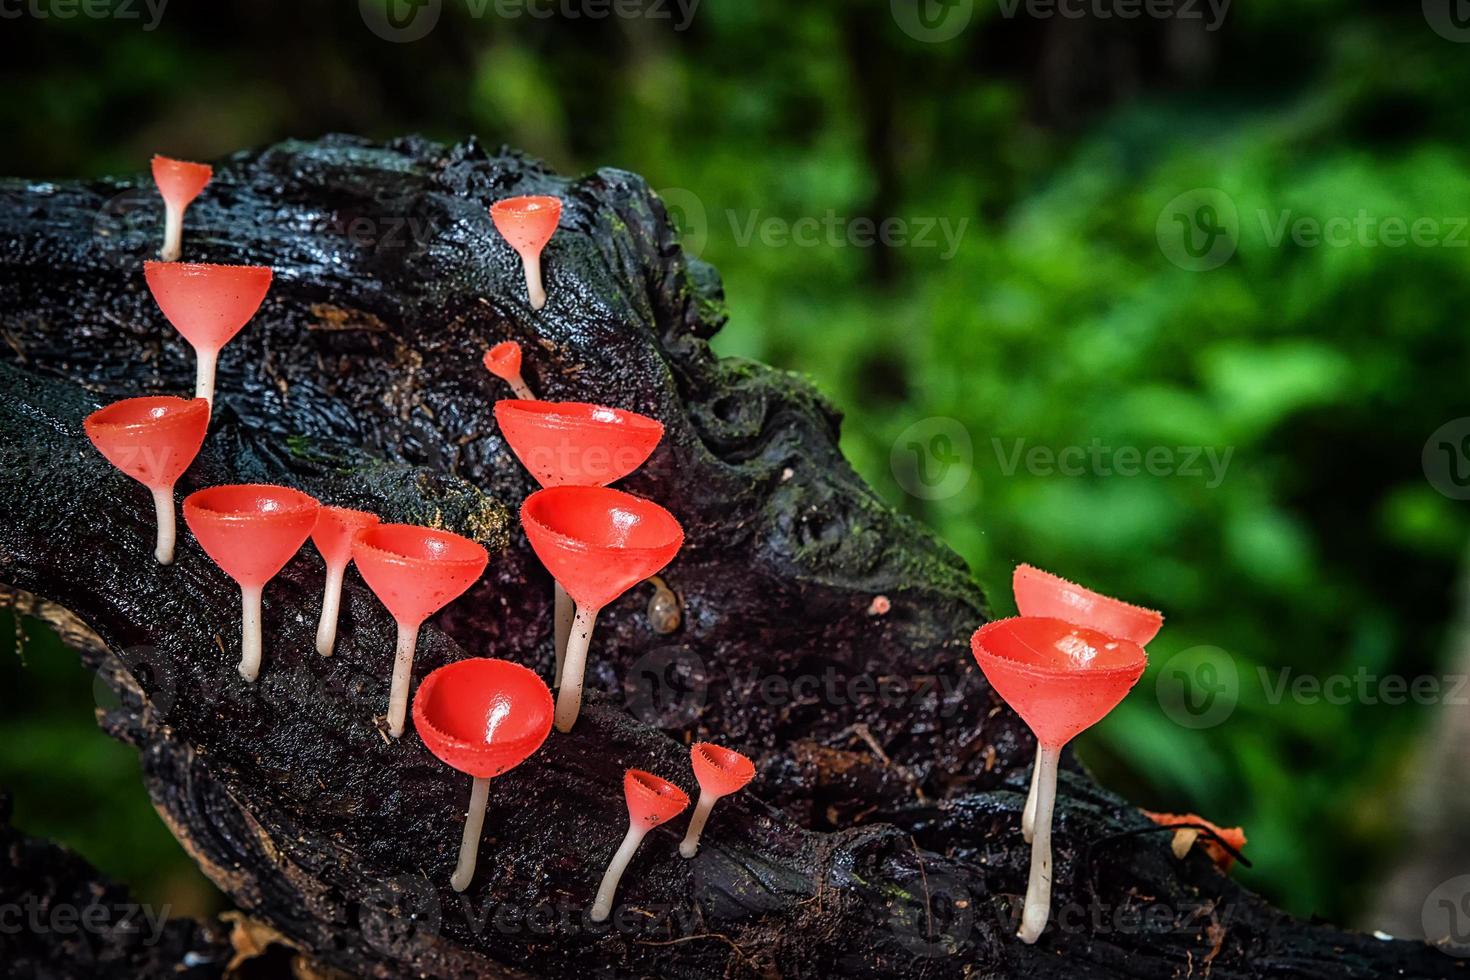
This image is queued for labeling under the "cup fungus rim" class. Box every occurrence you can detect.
[692,742,755,795]
[971,616,1147,681]
[411,658,554,762]
[1013,563,1164,645]
[624,768,690,824]
[521,486,684,561]
[495,399,664,438]
[183,483,320,523]
[84,395,209,434]
[354,523,490,571]
[490,195,563,218]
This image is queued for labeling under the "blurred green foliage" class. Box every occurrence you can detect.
[3,0,1469,927]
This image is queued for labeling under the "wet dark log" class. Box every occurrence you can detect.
[0,135,1458,978]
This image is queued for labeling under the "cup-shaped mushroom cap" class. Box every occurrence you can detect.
[183,484,320,588]
[144,261,273,353]
[151,155,213,210]
[624,769,690,830]
[690,742,755,798]
[412,658,554,779]
[521,486,683,610]
[311,506,380,568]
[85,396,209,489]
[1013,564,1163,646]
[352,524,489,626]
[971,616,1146,751]
[483,341,522,383]
[496,400,664,488]
[490,195,561,256]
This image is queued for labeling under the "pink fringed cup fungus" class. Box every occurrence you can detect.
[490,195,561,311]
[182,484,321,681]
[309,506,381,657]
[352,524,489,737]
[497,400,665,683]
[591,769,689,922]
[84,396,210,565]
[413,658,553,892]
[679,742,755,858]
[971,616,1146,944]
[151,155,212,261]
[521,486,683,732]
[144,261,273,408]
[1012,564,1163,846]
[483,341,534,400]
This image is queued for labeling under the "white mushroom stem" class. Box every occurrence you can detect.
[238,584,263,682]
[508,374,535,400]
[1022,750,1040,843]
[521,251,547,311]
[552,581,573,687]
[315,563,347,656]
[590,823,647,922]
[161,202,184,262]
[450,776,491,893]
[151,485,177,565]
[554,605,598,733]
[1018,744,1061,944]
[194,347,218,408]
[679,790,719,858]
[387,619,420,738]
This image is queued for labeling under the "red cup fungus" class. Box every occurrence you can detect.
[144,261,273,408]
[591,769,689,922]
[151,155,212,262]
[483,341,534,401]
[309,506,381,657]
[490,195,561,311]
[679,742,755,858]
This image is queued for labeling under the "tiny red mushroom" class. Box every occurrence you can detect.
[490,195,561,310]
[309,506,380,657]
[483,341,535,400]
[151,155,212,261]
[413,658,553,892]
[591,769,689,922]
[679,742,755,858]
[144,261,273,408]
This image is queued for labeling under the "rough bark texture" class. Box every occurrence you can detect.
[0,135,1460,978]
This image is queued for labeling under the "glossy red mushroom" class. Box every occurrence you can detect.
[84,396,209,564]
[498,399,665,683]
[491,195,561,310]
[679,742,755,858]
[971,616,1146,943]
[521,486,683,732]
[352,524,489,737]
[483,341,534,400]
[309,506,381,657]
[1012,565,1163,845]
[183,484,320,680]
[151,155,212,261]
[144,261,273,408]
[413,658,553,891]
[591,769,689,922]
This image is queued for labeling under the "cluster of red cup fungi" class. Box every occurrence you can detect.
[82,153,1228,940]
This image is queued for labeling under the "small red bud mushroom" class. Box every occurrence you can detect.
[352,525,489,737]
[972,617,1146,944]
[679,742,754,858]
[183,485,321,680]
[483,341,535,400]
[309,506,381,657]
[1142,810,1248,872]
[413,658,553,892]
[84,396,209,565]
[144,261,273,408]
[151,155,212,261]
[490,195,561,311]
[591,769,689,922]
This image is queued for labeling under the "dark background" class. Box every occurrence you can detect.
[2,0,1469,936]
